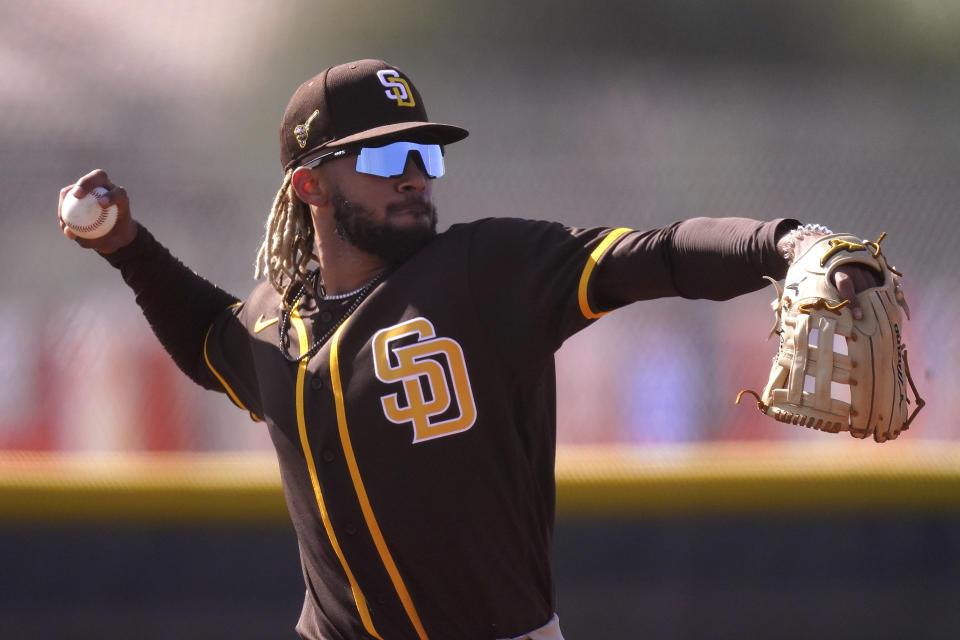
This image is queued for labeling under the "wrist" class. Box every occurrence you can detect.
[95,218,140,255]
[100,221,149,267]
[777,223,833,264]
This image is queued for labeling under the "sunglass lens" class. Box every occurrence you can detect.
[356,142,444,178]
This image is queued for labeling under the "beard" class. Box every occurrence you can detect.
[331,192,438,264]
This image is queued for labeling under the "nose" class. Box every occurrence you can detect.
[396,154,429,194]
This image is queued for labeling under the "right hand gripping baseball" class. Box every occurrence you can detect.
[737,232,924,442]
[59,169,138,253]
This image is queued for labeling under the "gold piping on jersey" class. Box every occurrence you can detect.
[202,309,262,422]
[290,307,384,640]
[577,227,633,319]
[329,322,431,640]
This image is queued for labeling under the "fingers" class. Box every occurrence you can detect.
[58,184,73,209]
[833,270,863,320]
[106,185,130,219]
[73,169,114,198]
[58,184,75,228]
[58,170,137,253]
[59,169,115,226]
[832,262,886,321]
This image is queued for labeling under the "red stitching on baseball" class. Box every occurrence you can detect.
[71,208,109,233]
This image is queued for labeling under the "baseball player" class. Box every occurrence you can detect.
[59,59,877,640]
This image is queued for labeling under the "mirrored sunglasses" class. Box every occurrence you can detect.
[356,141,444,178]
[301,141,445,178]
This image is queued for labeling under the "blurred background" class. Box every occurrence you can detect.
[1,0,957,450]
[2,0,959,638]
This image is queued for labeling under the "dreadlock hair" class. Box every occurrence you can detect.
[255,169,319,307]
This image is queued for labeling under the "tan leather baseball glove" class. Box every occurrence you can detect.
[737,233,924,442]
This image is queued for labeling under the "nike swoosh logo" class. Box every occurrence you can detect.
[254,315,279,333]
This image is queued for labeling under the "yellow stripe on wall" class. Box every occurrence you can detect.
[289,308,383,640]
[577,227,632,319]
[329,322,431,640]
[5,443,960,523]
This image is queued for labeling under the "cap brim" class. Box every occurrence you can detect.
[288,122,469,170]
[331,122,469,148]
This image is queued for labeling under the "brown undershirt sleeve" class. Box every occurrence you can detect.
[593,217,799,308]
[102,223,240,390]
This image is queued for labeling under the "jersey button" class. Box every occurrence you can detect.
[345,524,358,535]
[319,310,334,323]
[310,377,323,390]
[321,450,335,463]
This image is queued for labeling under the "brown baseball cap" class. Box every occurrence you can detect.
[279,59,469,170]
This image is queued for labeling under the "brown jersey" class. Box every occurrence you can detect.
[109,215,792,640]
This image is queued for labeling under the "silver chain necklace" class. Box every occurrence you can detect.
[278,269,386,363]
[319,280,373,300]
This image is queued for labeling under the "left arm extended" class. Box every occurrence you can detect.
[593,217,798,308]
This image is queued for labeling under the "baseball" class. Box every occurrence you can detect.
[62,186,118,239]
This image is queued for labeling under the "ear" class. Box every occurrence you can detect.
[291,166,331,207]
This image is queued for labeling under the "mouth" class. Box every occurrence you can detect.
[388,200,433,219]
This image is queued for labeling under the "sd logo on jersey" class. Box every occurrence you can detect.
[373,317,476,443]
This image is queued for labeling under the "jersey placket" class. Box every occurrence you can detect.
[291,301,431,640]
[287,302,384,639]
